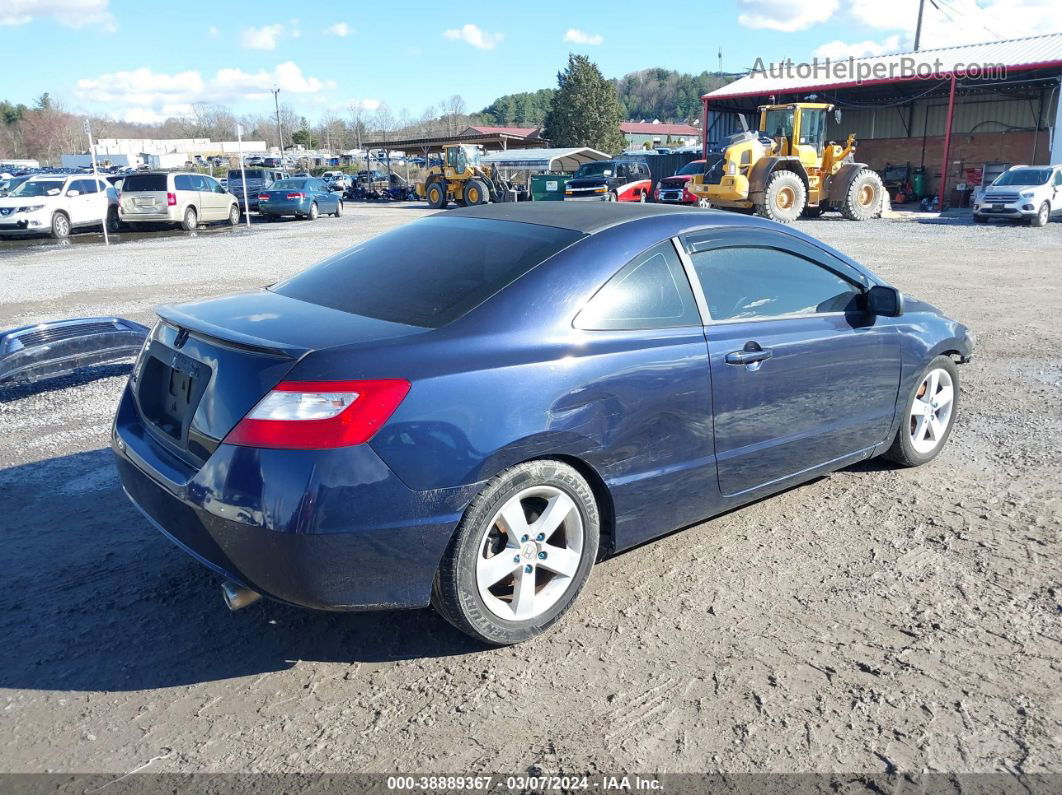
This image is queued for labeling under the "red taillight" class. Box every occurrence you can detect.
[223,379,411,450]
[259,193,269,201]
[167,192,177,206]
[286,192,304,200]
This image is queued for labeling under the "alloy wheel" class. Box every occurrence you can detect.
[475,486,584,621]
[909,368,955,454]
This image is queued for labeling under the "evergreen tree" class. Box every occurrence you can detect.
[544,54,625,153]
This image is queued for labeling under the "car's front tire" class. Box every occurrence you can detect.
[432,460,600,645]
[1029,201,1049,228]
[883,355,960,467]
[50,211,71,239]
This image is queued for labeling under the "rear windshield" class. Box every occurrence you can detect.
[121,174,167,192]
[271,179,307,190]
[272,216,584,328]
[230,169,266,181]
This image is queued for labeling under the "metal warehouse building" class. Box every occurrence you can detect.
[702,32,1062,206]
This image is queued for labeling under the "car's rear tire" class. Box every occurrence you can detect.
[883,355,960,467]
[431,460,600,646]
[50,211,70,239]
[180,207,197,231]
[308,202,319,221]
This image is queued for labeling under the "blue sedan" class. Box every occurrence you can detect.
[257,177,342,220]
[112,204,973,645]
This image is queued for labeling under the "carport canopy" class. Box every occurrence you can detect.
[481,147,611,173]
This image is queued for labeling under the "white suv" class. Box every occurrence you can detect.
[974,164,1062,227]
[0,174,118,239]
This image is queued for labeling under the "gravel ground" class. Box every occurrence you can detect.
[1,206,1060,777]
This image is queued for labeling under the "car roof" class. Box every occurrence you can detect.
[447,201,706,234]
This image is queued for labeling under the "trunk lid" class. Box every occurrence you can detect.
[134,290,424,467]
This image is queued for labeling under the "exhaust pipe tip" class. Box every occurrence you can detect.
[221,581,262,611]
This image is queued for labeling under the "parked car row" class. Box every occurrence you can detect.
[0,168,349,240]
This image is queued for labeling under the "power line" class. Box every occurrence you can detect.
[931,0,1004,41]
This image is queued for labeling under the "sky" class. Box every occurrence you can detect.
[3,0,1060,125]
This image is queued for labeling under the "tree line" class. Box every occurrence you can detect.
[1,59,733,165]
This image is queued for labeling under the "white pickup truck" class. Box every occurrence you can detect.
[0,174,118,239]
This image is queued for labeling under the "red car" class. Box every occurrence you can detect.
[654,160,710,206]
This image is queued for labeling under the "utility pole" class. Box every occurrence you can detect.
[718,47,723,73]
[272,88,283,153]
[914,0,926,51]
[84,118,109,246]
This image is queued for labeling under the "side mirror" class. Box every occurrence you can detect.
[866,285,903,317]
[66,189,80,197]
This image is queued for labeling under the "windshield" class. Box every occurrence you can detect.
[676,161,705,176]
[272,216,584,328]
[762,108,794,140]
[576,162,615,178]
[993,168,1052,187]
[10,180,65,197]
[270,179,307,190]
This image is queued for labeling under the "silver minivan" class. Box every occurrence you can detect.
[119,171,240,230]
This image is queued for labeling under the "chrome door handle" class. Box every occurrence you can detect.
[725,347,773,365]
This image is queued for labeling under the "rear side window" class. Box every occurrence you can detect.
[122,174,167,192]
[691,246,861,320]
[576,242,701,330]
[174,175,195,191]
[272,216,584,328]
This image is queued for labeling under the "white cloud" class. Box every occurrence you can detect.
[816,0,1062,57]
[738,0,839,31]
[443,23,503,50]
[0,0,113,29]
[814,34,904,59]
[76,62,335,120]
[563,28,603,45]
[325,22,353,37]
[240,23,284,50]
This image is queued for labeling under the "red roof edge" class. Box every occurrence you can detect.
[701,59,1062,102]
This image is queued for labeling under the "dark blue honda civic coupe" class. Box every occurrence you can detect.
[113,203,973,645]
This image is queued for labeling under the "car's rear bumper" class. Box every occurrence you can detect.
[120,211,181,224]
[258,200,309,216]
[111,384,474,611]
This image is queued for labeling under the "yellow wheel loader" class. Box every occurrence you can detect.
[689,103,884,223]
[416,144,516,209]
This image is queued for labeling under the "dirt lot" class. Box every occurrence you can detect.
[1,206,1059,777]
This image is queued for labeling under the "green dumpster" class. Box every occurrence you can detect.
[530,174,569,201]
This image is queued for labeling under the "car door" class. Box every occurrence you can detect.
[202,175,230,220]
[65,179,95,225]
[680,227,902,496]
[311,179,334,212]
[191,174,217,221]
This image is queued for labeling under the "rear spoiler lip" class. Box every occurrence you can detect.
[155,304,305,359]
[0,316,150,385]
